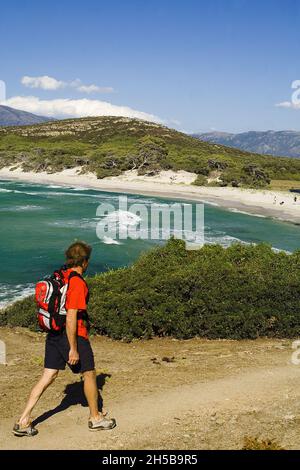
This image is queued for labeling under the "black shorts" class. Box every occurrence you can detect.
[44,332,95,374]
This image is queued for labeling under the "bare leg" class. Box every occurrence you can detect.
[18,368,59,427]
[82,369,103,420]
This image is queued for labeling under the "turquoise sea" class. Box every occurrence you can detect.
[1,178,300,308]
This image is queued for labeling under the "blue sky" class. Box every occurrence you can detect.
[0,0,299,132]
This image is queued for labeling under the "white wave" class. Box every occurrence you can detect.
[96,210,143,243]
[0,188,40,196]
[199,200,220,207]
[0,188,12,193]
[0,204,42,212]
[47,184,69,189]
[127,197,158,205]
[272,246,291,254]
[0,187,95,198]
[47,185,94,192]
[39,190,119,199]
[15,205,42,211]
[68,186,91,191]
[102,236,122,245]
[0,283,34,309]
[228,207,267,218]
[205,232,291,253]
[47,217,99,229]
[104,210,142,227]
[205,234,245,247]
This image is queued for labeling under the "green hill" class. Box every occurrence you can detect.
[1,116,300,188]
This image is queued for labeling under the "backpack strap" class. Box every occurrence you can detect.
[68,270,82,281]
[68,271,89,302]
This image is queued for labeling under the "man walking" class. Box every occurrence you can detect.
[13,241,116,436]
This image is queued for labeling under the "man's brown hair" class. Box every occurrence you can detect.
[65,241,92,268]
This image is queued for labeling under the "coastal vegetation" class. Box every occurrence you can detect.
[1,116,300,188]
[1,239,300,340]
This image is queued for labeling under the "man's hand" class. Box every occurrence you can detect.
[66,308,79,365]
[68,348,79,365]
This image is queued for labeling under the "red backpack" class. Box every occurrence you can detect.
[35,268,80,332]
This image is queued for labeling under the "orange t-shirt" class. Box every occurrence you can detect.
[64,269,89,339]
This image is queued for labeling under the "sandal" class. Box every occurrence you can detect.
[13,422,38,437]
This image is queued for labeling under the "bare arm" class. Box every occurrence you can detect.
[66,309,79,365]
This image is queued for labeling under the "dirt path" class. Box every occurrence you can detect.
[0,328,300,449]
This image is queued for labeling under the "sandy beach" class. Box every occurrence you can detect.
[1,166,300,224]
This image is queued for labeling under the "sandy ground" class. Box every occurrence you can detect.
[1,167,300,224]
[0,327,300,450]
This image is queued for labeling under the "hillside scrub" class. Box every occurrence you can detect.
[1,117,300,187]
[1,239,300,340]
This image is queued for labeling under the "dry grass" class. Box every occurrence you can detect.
[269,179,300,191]
[242,436,285,450]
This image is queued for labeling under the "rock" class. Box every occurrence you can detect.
[162,356,176,363]
[248,407,259,414]
[215,419,224,425]
[284,414,296,421]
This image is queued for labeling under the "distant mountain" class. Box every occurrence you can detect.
[0,105,54,127]
[192,130,300,158]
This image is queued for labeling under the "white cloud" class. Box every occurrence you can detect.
[275,81,300,109]
[21,75,114,94]
[276,101,292,108]
[21,75,66,90]
[76,84,114,94]
[2,95,163,123]
[275,101,300,109]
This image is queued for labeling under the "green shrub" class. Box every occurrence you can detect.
[193,174,207,186]
[96,167,122,179]
[2,240,300,340]
[0,295,38,330]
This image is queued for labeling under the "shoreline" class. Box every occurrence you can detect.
[1,167,300,224]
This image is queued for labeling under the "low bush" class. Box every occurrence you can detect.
[1,239,300,340]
